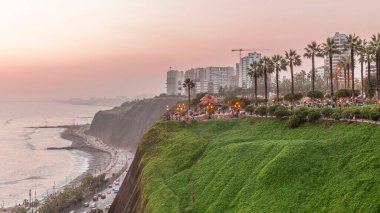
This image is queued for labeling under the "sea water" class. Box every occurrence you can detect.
[0,101,110,207]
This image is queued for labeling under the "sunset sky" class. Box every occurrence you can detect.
[0,0,379,100]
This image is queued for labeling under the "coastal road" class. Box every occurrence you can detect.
[72,171,128,212]
[68,126,133,212]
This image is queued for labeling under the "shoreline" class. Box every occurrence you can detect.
[2,125,123,212]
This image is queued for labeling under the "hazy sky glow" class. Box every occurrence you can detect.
[1,0,380,100]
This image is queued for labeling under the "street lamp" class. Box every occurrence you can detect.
[206,103,215,119]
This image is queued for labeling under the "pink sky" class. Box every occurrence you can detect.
[0,0,380,100]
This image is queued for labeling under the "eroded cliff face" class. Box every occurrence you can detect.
[108,149,143,213]
[87,96,180,152]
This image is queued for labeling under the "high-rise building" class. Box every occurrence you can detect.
[166,70,185,95]
[184,66,235,94]
[237,52,261,88]
[324,32,350,73]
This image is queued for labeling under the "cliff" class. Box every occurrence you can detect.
[87,96,181,152]
[109,118,380,212]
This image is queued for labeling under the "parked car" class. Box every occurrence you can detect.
[108,184,112,188]
[101,194,106,199]
[107,190,111,194]
[83,202,89,207]
[97,193,102,197]
[92,196,98,201]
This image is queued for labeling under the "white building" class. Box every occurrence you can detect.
[166,70,185,95]
[184,66,235,94]
[324,32,350,73]
[237,52,261,88]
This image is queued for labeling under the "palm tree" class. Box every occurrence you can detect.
[338,56,350,88]
[322,38,340,96]
[359,40,374,98]
[285,50,302,103]
[271,55,287,102]
[370,33,380,98]
[344,34,361,98]
[358,51,365,97]
[248,61,262,106]
[257,57,274,103]
[304,41,322,94]
[182,78,195,111]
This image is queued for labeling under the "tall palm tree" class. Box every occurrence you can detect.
[359,40,374,97]
[182,78,195,111]
[248,61,262,106]
[338,56,351,88]
[304,41,322,94]
[358,51,365,97]
[285,50,302,102]
[257,57,274,103]
[271,55,287,102]
[344,34,361,98]
[370,33,380,98]
[322,38,340,96]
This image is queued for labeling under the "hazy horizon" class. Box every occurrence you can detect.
[1,0,380,100]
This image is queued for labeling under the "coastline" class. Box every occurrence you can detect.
[61,125,112,179]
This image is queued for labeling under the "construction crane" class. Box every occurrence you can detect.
[231,48,269,63]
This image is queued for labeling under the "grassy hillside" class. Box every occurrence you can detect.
[134,118,380,212]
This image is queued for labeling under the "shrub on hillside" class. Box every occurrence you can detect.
[268,105,279,116]
[284,93,303,102]
[359,106,374,120]
[321,108,334,118]
[245,105,255,115]
[341,108,353,119]
[352,108,361,119]
[293,107,309,122]
[371,112,380,121]
[307,90,324,99]
[335,89,360,98]
[308,110,322,123]
[255,106,267,116]
[286,115,301,128]
[331,112,342,120]
[274,106,289,119]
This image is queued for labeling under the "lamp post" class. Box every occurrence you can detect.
[206,103,215,119]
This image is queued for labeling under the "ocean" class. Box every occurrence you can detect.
[0,101,110,207]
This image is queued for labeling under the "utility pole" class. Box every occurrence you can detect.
[29,189,31,209]
[34,189,36,211]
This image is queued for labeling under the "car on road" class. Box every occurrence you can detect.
[90,202,96,208]
[101,194,106,199]
[97,193,102,197]
[108,184,112,188]
[83,202,89,207]
[113,186,119,193]
[105,204,111,210]
[92,195,98,201]
[69,211,76,213]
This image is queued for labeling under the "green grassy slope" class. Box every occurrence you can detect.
[136,118,380,212]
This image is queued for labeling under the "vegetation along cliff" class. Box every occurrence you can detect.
[87,96,181,152]
[110,118,380,212]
